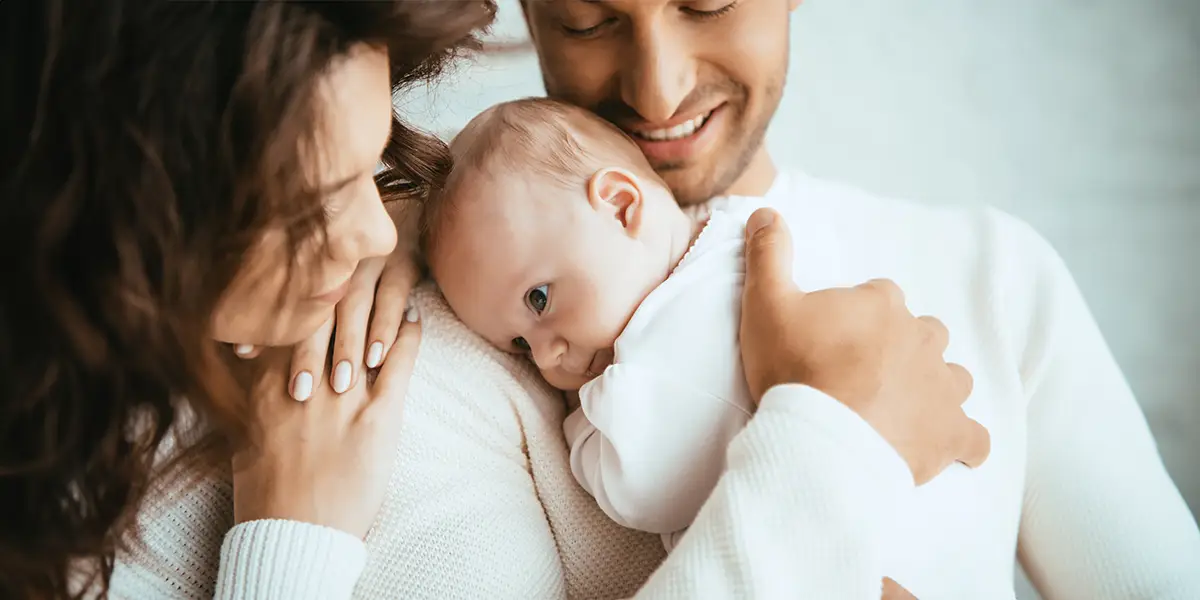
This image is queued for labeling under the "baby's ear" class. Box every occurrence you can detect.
[586,167,644,237]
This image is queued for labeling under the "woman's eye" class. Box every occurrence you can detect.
[526,285,549,314]
[512,337,530,353]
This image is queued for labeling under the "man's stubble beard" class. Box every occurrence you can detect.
[662,75,786,208]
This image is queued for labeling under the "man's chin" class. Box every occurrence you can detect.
[658,166,730,207]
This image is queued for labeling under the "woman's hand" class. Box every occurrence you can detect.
[283,252,419,400]
[285,202,420,401]
[738,208,990,485]
[230,306,422,537]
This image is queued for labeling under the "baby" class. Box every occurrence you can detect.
[424,97,793,549]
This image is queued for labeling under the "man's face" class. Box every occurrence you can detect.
[522,0,799,206]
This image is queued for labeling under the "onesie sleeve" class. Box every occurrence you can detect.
[566,363,753,535]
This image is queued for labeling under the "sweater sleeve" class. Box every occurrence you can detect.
[634,384,914,599]
[213,520,366,600]
[566,363,753,535]
[1007,224,1200,599]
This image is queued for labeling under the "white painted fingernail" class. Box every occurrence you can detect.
[405,306,419,323]
[332,361,352,393]
[292,371,313,402]
[234,344,254,357]
[366,342,384,368]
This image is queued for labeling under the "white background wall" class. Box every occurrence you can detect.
[400,1,1200,596]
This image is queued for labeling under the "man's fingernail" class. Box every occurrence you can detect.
[292,371,313,402]
[405,306,419,323]
[747,210,776,236]
[234,344,254,357]
[332,361,353,393]
[366,342,384,368]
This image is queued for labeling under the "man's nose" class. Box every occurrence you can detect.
[620,20,697,124]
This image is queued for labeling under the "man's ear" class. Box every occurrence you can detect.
[586,167,644,237]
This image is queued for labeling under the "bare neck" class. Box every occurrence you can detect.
[722,146,777,198]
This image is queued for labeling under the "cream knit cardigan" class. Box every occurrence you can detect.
[109,285,912,599]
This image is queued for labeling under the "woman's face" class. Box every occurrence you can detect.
[211,46,397,347]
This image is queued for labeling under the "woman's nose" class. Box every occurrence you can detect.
[328,184,398,263]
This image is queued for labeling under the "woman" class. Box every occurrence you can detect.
[0,1,488,595]
[2,1,987,598]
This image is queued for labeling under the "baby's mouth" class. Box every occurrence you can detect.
[584,349,614,378]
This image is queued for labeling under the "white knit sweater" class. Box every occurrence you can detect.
[105,172,1200,599]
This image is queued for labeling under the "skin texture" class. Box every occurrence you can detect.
[211,46,398,349]
[521,0,802,206]
[430,152,695,391]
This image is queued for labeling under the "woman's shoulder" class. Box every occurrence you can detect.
[409,284,541,389]
[408,284,562,406]
[402,283,570,446]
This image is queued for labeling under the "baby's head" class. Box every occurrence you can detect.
[423,98,692,390]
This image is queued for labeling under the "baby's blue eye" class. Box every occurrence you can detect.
[526,285,549,314]
[512,337,530,353]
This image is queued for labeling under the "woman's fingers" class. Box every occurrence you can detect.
[330,258,386,393]
[289,315,335,401]
[233,343,263,359]
[367,305,422,428]
[365,252,419,369]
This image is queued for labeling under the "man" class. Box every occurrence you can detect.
[520,0,1200,597]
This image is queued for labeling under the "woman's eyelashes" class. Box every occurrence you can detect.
[526,284,549,314]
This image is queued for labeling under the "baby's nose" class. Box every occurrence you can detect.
[529,334,567,369]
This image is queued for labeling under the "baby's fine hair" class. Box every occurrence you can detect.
[420,97,656,255]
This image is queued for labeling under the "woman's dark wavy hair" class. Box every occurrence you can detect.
[0,1,495,597]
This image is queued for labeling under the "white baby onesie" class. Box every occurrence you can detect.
[563,196,800,551]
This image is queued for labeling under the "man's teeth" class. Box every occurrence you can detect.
[636,113,709,141]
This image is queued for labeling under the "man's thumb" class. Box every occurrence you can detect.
[744,207,797,295]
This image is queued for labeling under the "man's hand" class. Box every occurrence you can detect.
[739,208,990,485]
[882,577,918,599]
